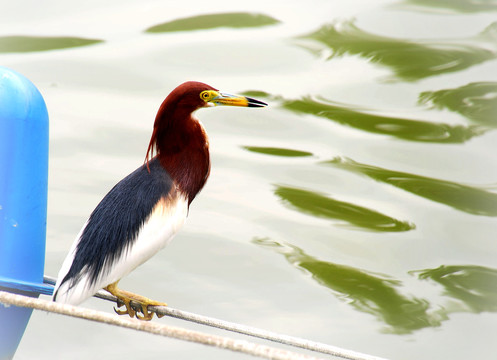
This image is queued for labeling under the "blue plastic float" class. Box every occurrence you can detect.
[0,66,51,359]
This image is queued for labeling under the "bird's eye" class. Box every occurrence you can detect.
[200,91,211,101]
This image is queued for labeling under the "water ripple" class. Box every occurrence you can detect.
[145,12,280,33]
[419,82,497,127]
[412,265,497,313]
[274,185,415,232]
[400,0,497,13]
[242,146,313,157]
[326,157,497,216]
[254,239,497,334]
[297,19,496,81]
[253,238,444,334]
[0,36,103,53]
[282,96,483,143]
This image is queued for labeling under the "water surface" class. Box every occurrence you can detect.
[2,1,496,360]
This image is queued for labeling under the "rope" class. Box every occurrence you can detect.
[0,290,323,360]
[43,276,388,360]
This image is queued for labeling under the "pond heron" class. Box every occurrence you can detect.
[53,81,267,320]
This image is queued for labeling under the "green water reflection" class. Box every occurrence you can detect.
[282,96,482,143]
[274,185,414,232]
[326,157,497,216]
[419,82,497,127]
[0,36,103,53]
[403,0,497,13]
[254,239,497,333]
[243,146,313,157]
[298,19,496,81]
[253,238,444,334]
[145,12,280,33]
[413,265,497,313]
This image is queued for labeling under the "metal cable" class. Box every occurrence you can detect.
[43,275,388,360]
[0,290,323,360]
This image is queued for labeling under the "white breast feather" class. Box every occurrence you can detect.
[53,193,188,305]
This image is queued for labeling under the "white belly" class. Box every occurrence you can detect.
[53,192,188,305]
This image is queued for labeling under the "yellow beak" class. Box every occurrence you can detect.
[210,92,267,108]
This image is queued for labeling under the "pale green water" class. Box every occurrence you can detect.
[1,1,496,359]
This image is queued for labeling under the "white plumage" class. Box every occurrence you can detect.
[53,192,188,305]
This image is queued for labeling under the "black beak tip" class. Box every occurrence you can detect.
[246,97,268,108]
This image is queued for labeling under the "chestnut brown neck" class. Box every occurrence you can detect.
[146,108,210,205]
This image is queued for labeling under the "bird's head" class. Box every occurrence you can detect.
[146,81,267,168]
[164,81,267,113]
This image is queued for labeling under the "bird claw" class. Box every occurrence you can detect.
[135,305,154,321]
[114,302,165,320]
[114,298,136,318]
[105,282,167,321]
[112,297,167,321]
[134,301,167,320]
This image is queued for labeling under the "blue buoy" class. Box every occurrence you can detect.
[0,67,50,359]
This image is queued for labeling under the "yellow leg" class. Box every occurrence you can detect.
[104,281,167,321]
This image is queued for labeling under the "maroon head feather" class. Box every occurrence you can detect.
[145,81,216,204]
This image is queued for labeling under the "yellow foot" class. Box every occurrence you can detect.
[104,281,167,321]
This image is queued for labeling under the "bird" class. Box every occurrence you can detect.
[52,81,267,320]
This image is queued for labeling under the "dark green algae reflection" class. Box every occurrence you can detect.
[0,36,103,53]
[297,19,497,81]
[283,96,483,144]
[242,146,313,158]
[249,91,483,143]
[254,239,497,334]
[326,157,497,217]
[402,0,497,13]
[274,185,414,232]
[413,265,497,313]
[145,12,279,33]
[419,82,497,127]
[254,238,444,334]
